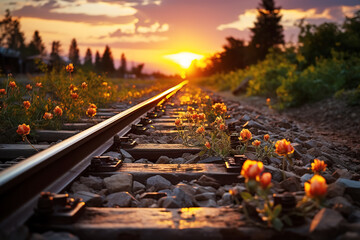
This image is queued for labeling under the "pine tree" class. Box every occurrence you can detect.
[68,38,80,66]
[101,45,115,73]
[119,53,127,77]
[50,41,63,68]
[95,51,101,72]
[250,0,284,61]
[0,9,25,52]
[84,48,93,69]
[27,30,45,56]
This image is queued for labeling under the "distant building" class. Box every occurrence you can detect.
[0,47,22,74]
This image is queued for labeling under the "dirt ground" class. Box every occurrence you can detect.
[212,90,360,160]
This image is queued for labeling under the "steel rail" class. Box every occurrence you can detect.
[0,80,188,234]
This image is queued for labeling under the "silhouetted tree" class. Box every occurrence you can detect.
[27,30,45,56]
[95,50,101,72]
[83,48,93,69]
[220,37,247,71]
[119,53,127,77]
[68,38,80,66]
[0,9,25,52]
[131,63,144,78]
[101,45,115,73]
[250,0,284,61]
[50,41,63,68]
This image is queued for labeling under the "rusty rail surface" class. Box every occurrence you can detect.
[0,80,188,233]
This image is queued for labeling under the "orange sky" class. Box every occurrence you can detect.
[1,0,359,74]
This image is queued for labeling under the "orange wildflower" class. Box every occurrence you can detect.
[103,92,110,98]
[191,113,198,121]
[175,118,182,127]
[86,107,97,117]
[36,82,43,88]
[102,82,108,87]
[81,82,88,89]
[266,98,271,105]
[53,106,63,116]
[69,84,75,90]
[43,112,53,120]
[26,84,32,91]
[219,123,226,131]
[311,159,327,174]
[16,124,30,136]
[304,175,327,199]
[9,81,16,88]
[275,139,294,156]
[205,141,211,149]
[23,101,31,110]
[212,103,227,115]
[70,92,79,100]
[0,89,6,95]
[89,103,97,109]
[187,106,195,113]
[185,111,191,119]
[66,63,74,73]
[264,134,270,141]
[239,129,252,142]
[252,140,261,147]
[198,113,205,121]
[241,160,264,181]
[215,116,223,124]
[260,172,272,189]
[196,126,205,134]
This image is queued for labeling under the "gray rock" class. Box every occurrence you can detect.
[323,172,337,184]
[308,148,321,157]
[195,192,216,201]
[336,178,360,201]
[198,156,223,164]
[280,177,301,192]
[73,191,102,207]
[6,226,28,240]
[175,183,196,196]
[170,157,186,164]
[310,208,345,240]
[146,175,171,191]
[132,181,145,192]
[105,192,134,207]
[104,173,133,193]
[182,154,200,164]
[120,149,134,160]
[332,169,353,180]
[134,158,152,164]
[264,165,299,182]
[336,232,360,240]
[269,157,282,164]
[247,120,266,130]
[156,156,172,164]
[123,158,133,163]
[79,175,103,190]
[158,196,181,208]
[300,173,313,185]
[216,187,225,197]
[293,166,312,176]
[197,199,217,207]
[348,210,360,223]
[327,196,354,216]
[139,198,157,207]
[304,140,318,149]
[171,187,194,207]
[221,192,233,205]
[102,151,122,159]
[196,175,220,188]
[327,182,346,198]
[71,182,91,193]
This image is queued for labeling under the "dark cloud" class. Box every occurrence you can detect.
[11,0,135,25]
[278,0,359,12]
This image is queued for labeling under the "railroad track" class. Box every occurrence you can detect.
[1,80,357,239]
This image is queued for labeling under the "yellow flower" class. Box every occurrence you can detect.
[86,107,97,117]
[311,159,327,174]
[239,129,252,142]
[43,112,53,120]
[241,160,264,181]
[275,139,294,156]
[17,124,30,136]
[66,63,74,73]
[23,101,31,110]
[304,175,327,199]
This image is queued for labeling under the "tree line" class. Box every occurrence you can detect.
[189,0,360,78]
[0,9,144,77]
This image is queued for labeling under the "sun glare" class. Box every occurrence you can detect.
[164,52,204,69]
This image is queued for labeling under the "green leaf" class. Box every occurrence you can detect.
[282,215,293,226]
[240,192,253,201]
[272,217,284,231]
[273,204,282,218]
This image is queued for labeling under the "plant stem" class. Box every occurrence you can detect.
[24,136,39,152]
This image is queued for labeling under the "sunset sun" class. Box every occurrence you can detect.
[164,52,204,69]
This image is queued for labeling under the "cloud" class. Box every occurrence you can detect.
[217,5,360,33]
